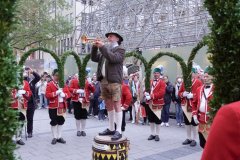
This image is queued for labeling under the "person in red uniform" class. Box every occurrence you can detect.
[69,74,95,137]
[192,66,214,148]
[144,67,166,142]
[45,69,71,145]
[201,101,240,160]
[119,66,132,133]
[179,67,202,146]
[11,80,32,145]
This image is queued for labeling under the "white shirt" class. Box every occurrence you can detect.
[199,86,212,113]
[101,42,119,78]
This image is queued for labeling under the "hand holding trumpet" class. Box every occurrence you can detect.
[93,38,104,48]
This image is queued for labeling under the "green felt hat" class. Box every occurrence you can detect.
[204,66,213,75]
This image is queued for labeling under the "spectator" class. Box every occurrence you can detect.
[24,67,41,138]
[172,77,184,126]
[98,97,105,121]
[36,75,48,109]
[161,75,174,127]
[89,74,101,117]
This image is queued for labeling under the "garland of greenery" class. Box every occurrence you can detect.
[80,54,91,87]
[204,0,240,120]
[19,47,64,87]
[148,52,189,90]
[61,51,82,87]
[0,1,19,159]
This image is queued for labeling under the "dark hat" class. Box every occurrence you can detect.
[153,68,161,73]
[204,66,213,75]
[105,32,123,42]
[52,69,59,76]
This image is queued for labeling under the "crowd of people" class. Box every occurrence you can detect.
[11,31,214,155]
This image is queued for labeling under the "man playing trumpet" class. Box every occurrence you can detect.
[91,31,125,141]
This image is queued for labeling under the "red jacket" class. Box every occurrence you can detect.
[147,79,166,107]
[121,82,132,109]
[201,101,240,160]
[192,85,214,123]
[11,80,32,109]
[69,79,95,103]
[45,81,71,109]
[178,78,202,108]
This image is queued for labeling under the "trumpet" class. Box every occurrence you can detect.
[81,35,108,44]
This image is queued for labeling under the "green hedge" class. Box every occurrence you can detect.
[204,1,240,120]
[0,1,19,159]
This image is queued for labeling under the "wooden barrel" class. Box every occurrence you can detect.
[92,135,130,160]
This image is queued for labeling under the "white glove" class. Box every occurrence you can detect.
[121,106,126,110]
[60,92,65,98]
[183,91,189,97]
[77,89,85,94]
[144,92,150,97]
[18,90,26,95]
[146,95,151,100]
[187,93,193,99]
[193,115,199,124]
[15,93,22,98]
[56,90,62,95]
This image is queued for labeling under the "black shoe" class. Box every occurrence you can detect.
[77,131,81,137]
[190,140,197,147]
[182,139,192,145]
[28,133,33,138]
[155,135,160,141]
[57,138,66,144]
[99,129,115,136]
[111,131,122,141]
[148,135,155,140]
[16,139,25,145]
[51,138,57,145]
[81,131,86,137]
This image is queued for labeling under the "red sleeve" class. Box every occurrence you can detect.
[151,80,166,100]
[178,83,185,99]
[122,85,132,109]
[63,85,71,99]
[192,87,201,116]
[69,79,79,94]
[201,102,240,160]
[23,81,32,100]
[45,82,57,99]
[87,82,95,93]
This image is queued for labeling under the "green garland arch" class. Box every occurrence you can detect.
[19,47,64,87]
[80,54,91,87]
[61,51,82,87]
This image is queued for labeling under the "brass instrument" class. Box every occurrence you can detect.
[81,35,108,44]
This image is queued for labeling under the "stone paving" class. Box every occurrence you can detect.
[15,109,202,160]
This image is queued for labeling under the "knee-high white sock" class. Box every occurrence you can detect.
[132,106,136,122]
[192,126,198,141]
[186,125,191,140]
[156,124,161,136]
[57,125,63,139]
[16,127,23,141]
[115,111,123,134]
[76,120,81,131]
[108,110,115,131]
[51,126,58,139]
[150,123,155,135]
[80,119,86,132]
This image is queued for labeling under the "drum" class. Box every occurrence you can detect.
[92,135,130,160]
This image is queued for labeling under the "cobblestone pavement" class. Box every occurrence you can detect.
[15,109,202,160]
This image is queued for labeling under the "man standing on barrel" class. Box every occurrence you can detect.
[91,31,125,141]
[144,67,166,142]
